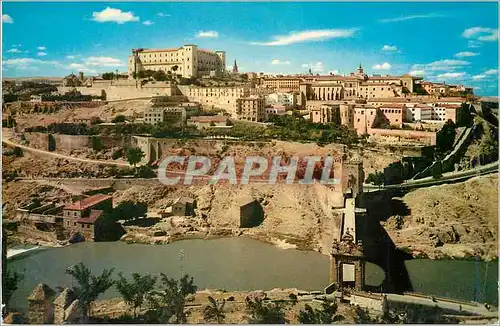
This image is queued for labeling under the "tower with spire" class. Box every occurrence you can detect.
[233,60,238,73]
[356,63,364,75]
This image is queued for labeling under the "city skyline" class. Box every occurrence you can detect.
[2,2,499,95]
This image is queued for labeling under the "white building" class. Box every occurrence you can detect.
[128,44,226,78]
[144,106,186,125]
[265,92,297,107]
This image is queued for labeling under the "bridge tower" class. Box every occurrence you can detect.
[328,156,366,292]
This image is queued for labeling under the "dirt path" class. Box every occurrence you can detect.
[2,138,131,167]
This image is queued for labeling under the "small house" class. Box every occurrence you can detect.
[171,197,196,216]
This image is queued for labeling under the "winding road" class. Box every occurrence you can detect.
[2,138,131,167]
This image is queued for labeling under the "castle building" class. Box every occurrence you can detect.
[128,44,226,78]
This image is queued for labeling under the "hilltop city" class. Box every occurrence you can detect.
[2,40,498,324]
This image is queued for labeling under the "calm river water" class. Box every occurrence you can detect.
[8,238,498,312]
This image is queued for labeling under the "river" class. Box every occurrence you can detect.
[7,238,498,313]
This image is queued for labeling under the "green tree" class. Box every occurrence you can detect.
[153,70,167,81]
[48,134,56,152]
[147,274,197,323]
[365,171,385,186]
[102,72,116,80]
[65,263,114,323]
[115,273,157,318]
[91,136,103,152]
[126,147,145,168]
[203,296,226,324]
[112,115,127,123]
[245,297,286,324]
[13,147,23,157]
[298,301,343,324]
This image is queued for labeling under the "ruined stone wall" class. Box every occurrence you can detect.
[18,225,58,242]
[367,128,437,145]
[20,133,130,151]
[58,84,175,101]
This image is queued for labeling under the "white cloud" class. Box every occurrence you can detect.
[271,59,291,65]
[412,59,470,72]
[472,74,486,80]
[454,51,479,57]
[467,40,482,48]
[379,13,444,23]
[85,56,125,67]
[91,7,139,24]
[302,62,325,73]
[372,62,392,70]
[66,55,76,59]
[462,27,498,41]
[252,29,358,46]
[409,70,425,76]
[437,72,466,79]
[484,69,498,75]
[157,12,170,17]
[381,45,398,51]
[6,48,22,53]
[143,20,153,26]
[3,58,61,69]
[37,52,47,56]
[196,31,219,38]
[37,46,46,51]
[2,14,13,24]
[66,63,97,74]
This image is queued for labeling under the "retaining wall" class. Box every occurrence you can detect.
[368,128,437,145]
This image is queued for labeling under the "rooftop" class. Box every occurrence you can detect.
[378,103,406,108]
[174,197,195,205]
[78,209,104,223]
[189,115,227,123]
[64,194,112,211]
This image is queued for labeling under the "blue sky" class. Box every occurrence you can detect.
[2,2,499,95]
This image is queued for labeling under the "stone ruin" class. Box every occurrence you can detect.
[27,283,82,324]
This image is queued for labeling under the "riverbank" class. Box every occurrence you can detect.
[88,288,362,324]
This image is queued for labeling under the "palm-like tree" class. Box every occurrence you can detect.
[65,263,114,323]
[203,296,226,323]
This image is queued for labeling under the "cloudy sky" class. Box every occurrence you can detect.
[2,2,498,95]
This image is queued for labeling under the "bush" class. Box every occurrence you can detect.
[111,148,124,160]
[91,136,104,152]
[112,115,127,123]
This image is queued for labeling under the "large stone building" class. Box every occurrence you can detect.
[236,96,266,122]
[179,85,250,117]
[128,45,226,78]
[143,106,187,125]
[16,194,114,242]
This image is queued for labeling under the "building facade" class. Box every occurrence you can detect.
[143,106,187,125]
[128,44,226,78]
[236,96,266,122]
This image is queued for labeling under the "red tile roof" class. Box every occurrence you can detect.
[378,103,405,108]
[64,194,112,211]
[435,104,462,108]
[78,210,104,224]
